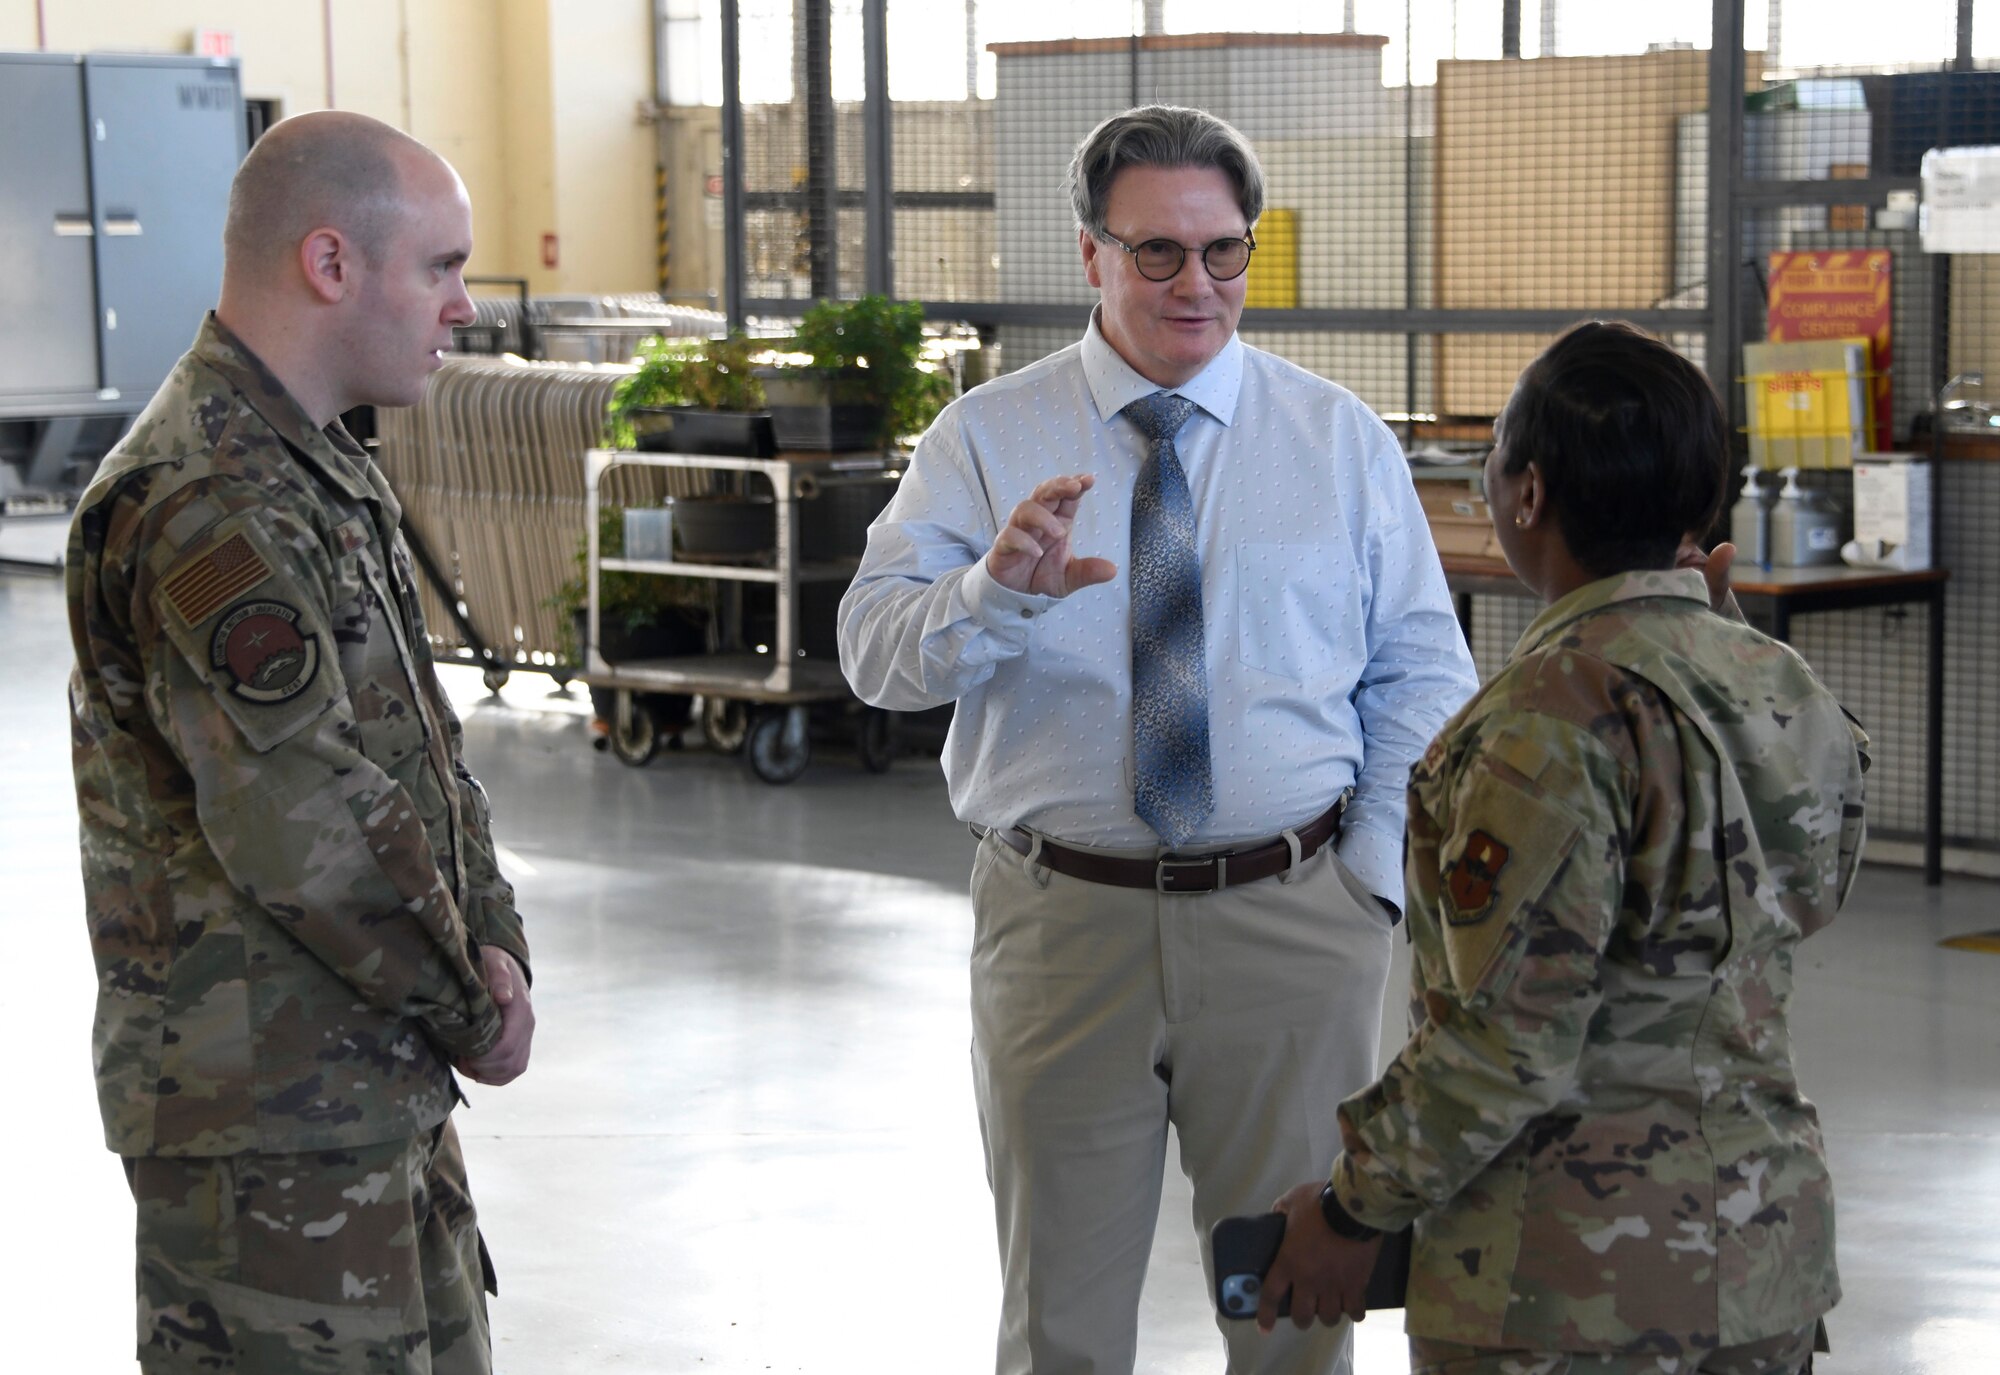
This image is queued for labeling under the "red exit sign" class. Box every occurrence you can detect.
[193,28,236,59]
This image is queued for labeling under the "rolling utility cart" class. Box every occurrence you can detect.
[580,447,902,783]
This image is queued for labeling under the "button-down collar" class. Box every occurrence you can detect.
[1080,307,1242,430]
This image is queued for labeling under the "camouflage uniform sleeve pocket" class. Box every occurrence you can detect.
[152,517,345,755]
[1436,762,1586,1006]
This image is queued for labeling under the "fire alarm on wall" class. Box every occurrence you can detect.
[541,233,559,269]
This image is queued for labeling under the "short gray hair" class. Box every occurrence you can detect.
[1065,105,1265,236]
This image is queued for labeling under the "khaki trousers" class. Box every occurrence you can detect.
[970,831,1396,1375]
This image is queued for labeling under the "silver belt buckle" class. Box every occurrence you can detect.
[1156,854,1224,893]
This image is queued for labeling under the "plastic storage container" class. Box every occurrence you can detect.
[621,507,674,562]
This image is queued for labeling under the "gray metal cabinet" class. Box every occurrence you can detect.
[0,53,99,404]
[84,55,243,401]
[0,51,241,418]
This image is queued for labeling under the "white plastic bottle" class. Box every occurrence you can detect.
[1770,467,1844,568]
[1729,468,1775,568]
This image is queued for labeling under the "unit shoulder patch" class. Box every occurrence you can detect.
[1434,756,1588,1004]
[1445,830,1512,925]
[210,599,321,704]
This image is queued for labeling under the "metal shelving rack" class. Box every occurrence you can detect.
[580,447,901,781]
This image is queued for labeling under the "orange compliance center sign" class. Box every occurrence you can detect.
[1766,250,1893,450]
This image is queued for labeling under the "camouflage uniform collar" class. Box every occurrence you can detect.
[192,313,382,509]
[1512,567,1712,660]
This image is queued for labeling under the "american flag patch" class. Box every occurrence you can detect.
[162,532,273,626]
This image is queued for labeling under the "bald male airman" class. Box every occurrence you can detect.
[67,110,531,1374]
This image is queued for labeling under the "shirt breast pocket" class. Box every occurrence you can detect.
[1232,541,1364,690]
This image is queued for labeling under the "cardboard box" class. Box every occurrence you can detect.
[1852,453,1933,569]
[1418,484,1503,560]
[1434,49,1731,417]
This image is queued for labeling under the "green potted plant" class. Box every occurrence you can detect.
[548,505,713,667]
[760,295,952,450]
[607,333,775,456]
[546,506,713,761]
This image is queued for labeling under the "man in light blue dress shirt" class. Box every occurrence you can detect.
[839,105,1477,1375]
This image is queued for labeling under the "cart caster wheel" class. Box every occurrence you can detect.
[609,693,660,767]
[858,707,898,773]
[703,697,749,755]
[745,707,810,785]
[482,665,511,693]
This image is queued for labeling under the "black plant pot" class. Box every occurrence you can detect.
[631,407,777,458]
[667,495,775,558]
[798,476,898,562]
[758,369,889,451]
[574,608,702,734]
[573,606,707,666]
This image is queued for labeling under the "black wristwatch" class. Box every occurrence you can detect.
[1319,1182,1382,1242]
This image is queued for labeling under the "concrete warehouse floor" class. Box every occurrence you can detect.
[2,565,1996,1373]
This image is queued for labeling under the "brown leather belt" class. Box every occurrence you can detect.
[984,794,1349,895]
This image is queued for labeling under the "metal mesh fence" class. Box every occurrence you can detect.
[1731,55,2000,857]
[733,2,1738,422]
[695,0,2000,861]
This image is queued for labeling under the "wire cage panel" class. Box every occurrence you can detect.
[704,0,2000,864]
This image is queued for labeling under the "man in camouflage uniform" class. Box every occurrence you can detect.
[66,110,531,1373]
[1258,324,1866,1374]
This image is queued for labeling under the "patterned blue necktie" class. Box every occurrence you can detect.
[1125,391,1212,849]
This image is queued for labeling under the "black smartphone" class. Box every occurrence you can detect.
[1212,1212,1290,1320]
[1209,1212,1413,1322]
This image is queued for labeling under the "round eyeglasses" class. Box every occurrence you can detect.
[1096,230,1256,283]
